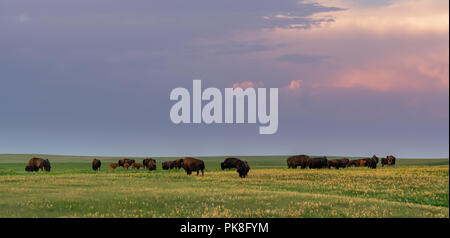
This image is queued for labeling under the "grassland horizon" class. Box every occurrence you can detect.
[0,154,448,218]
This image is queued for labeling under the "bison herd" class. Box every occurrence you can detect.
[24,156,250,178]
[287,154,396,169]
[24,154,396,177]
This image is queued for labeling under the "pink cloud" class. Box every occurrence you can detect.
[285,80,302,90]
[279,80,303,96]
[312,51,449,92]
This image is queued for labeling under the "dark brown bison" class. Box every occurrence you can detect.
[180,157,205,176]
[382,155,396,167]
[118,158,135,167]
[362,155,378,169]
[287,155,310,169]
[173,159,183,169]
[327,160,340,169]
[307,157,328,169]
[162,161,170,170]
[26,158,51,172]
[169,161,176,169]
[143,158,156,170]
[221,158,241,170]
[347,160,360,167]
[349,155,378,169]
[92,158,101,171]
[143,159,151,168]
[339,158,350,167]
[110,162,118,170]
[236,160,250,178]
[328,158,350,169]
[145,159,156,170]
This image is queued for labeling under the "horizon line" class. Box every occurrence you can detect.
[0,152,448,160]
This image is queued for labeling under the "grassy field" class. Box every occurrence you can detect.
[0,154,448,218]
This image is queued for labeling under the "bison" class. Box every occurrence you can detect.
[348,155,378,169]
[221,158,241,170]
[328,158,350,169]
[382,155,396,167]
[131,162,143,169]
[142,158,156,170]
[347,160,361,167]
[110,162,118,170]
[26,158,51,172]
[118,158,135,167]
[338,158,350,168]
[173,159,183,169]
[169,161,176,169]
[180,157,205,176]
[142,158,156,169]
[361,155,379,169]
[143,159,151,168]
[144,159,156,171]
[236,160,250,178]
[162,161,170,170]
[327,159,340,169]
[92,158,101,171]
[287,155,310,169]
[123,162,130,170]
[307,157,328,169]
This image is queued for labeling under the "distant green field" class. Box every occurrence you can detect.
[0,154,448,218]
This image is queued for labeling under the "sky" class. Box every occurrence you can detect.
[0,0,448,158]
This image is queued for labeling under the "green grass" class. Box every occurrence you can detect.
[0,154,448,218]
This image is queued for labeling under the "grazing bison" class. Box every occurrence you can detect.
[143,159,150,168]
[173,159,183,169]
[307,157,328,169]
[180,157,205,176]
[347,160,361,167]
[26,158,51,172]
[361,155,379,169]
[162,161,170,170]
[110,162,118,170]
[131,162,143,169]
[92,158,101,171]
[221,158,241,170]
[327,159,341,169]
[382,155,396,167]
[123,163,130,170]
[287,155,310,169]
[349,155,379,169]
[142,158,156,169]
[118,158,135,167]
[236,160,250,178]
[145,159,156,170]
[335,158,350,168]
